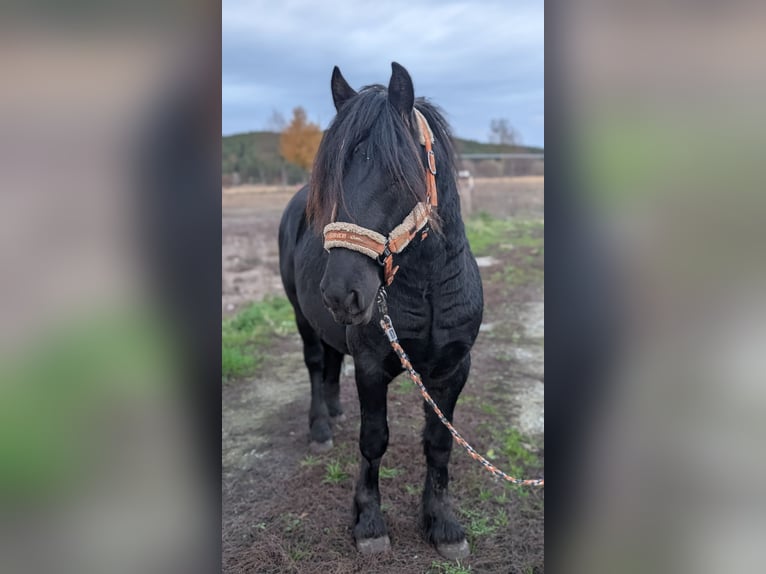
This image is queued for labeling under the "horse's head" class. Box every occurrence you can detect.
[309,63,429,326]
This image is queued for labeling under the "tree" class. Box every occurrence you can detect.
[266,109,286,132]
[489,118,520,146]
[279,107,323,175]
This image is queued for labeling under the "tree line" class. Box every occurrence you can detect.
[222,109,538,187]
[222,107,321,187]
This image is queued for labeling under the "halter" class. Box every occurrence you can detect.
[322,108,438,286]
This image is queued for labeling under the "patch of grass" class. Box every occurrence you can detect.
[467,514,496,537]
[478,487,493,502]
[429,560,472,574]
[379,466,401,479]
[0,310,172,500]
[457,393,479,405]
[222,296,295,382]
[222,346,256,381]
[323,460,349,484]
[404,483,420,496]
[494,508,509,528]
[300,455,321,467]
[504,264,544,288]
[282,512,304,533]
[392,376,416,395]
[496,428,541,498]
[464,212,512,255]
[501,428,538,469]
[459,507,497,538]
[465,213,543,256]
[494,492,511,505]
[288,546,310,561]
[479,402,498,416]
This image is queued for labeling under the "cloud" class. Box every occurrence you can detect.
[223,0,544,145]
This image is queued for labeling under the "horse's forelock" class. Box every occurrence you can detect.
[307,88,456,234]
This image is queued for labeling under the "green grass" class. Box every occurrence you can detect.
[222,296,295,382]
[300,454,321,467]
[391,376,416,395]
[288,545,311,561]
[494,492,511,505]
[282,512,303,533]
[0,310,171,500]
[465,213,543,256]
[479,402,499,416]
[323,460,349,484]
[404,483,420,496]
[498,428,540,497]
[378,466,401,479]
[501,428,537,469]
[478,487,493,501]
[504,263,544,287]
[429,560,472,574]
[494,508,509,527]
[467,514,496,537]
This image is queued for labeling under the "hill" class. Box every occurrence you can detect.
[222,131,543,185]
[453,138,543,155]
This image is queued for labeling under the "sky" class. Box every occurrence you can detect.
[222,0,544,146]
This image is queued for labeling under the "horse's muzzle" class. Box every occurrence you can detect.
[327,302,375,326]
[321,283,376,326]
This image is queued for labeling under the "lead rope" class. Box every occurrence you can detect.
[376,287,544,487]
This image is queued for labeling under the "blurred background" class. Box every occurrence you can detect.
[0,2,220,574]
[552,1,766,573]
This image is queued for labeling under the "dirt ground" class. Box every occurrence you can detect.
[222,177,544,573]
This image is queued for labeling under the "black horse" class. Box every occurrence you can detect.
[278,62,483,559]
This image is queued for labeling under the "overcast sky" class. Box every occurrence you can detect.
[223,0,544,146]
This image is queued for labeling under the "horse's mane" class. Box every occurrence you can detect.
[307,85,458,232]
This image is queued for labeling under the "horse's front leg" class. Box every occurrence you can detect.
[352,356,393,554]
[422,353,471,559]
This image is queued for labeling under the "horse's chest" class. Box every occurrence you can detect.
[390,268,482,381]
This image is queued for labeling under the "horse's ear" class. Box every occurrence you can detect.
[331,66,357,112]
[388,62,414,117]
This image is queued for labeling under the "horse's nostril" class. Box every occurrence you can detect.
[344,289,361,313]
[322,290,336,309]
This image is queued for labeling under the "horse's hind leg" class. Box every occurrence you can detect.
[421,355,471,559]
[322,342,344,421]
[295,312,333,451]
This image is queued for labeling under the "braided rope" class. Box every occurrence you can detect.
[379,312,544,487]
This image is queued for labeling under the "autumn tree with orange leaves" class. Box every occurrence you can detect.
[279,107,323,176]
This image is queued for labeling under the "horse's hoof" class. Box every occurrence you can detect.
[436,539,470,560]
[356,535,391,555]
[309,439,333,453]
[331,413,347,423]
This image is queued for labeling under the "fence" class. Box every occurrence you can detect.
[459,153,544,178]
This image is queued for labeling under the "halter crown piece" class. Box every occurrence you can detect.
[322,108,438,285]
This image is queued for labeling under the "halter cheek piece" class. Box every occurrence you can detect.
[322,108,438,286]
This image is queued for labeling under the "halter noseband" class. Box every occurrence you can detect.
[322,108,438,286]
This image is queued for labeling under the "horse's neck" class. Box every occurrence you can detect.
[435,178,468,252]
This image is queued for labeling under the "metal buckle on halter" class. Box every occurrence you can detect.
[427,150,436,175]
[377,243,392,266]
